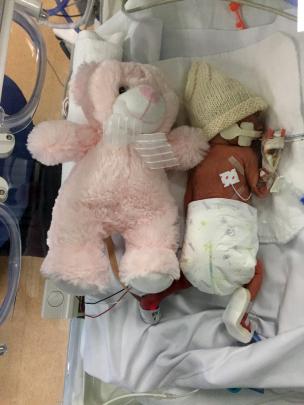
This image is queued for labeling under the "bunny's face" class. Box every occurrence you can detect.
[72,60,179,135]
[111,84,166,134]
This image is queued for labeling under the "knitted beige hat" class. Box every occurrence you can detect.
[184,62,268,140]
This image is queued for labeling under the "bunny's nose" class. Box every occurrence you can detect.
[139,85,160,103]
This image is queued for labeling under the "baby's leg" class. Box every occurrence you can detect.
[223,287,253,343]
[223,260,264,343]
[245,259,264,301]
[120,207,180,294]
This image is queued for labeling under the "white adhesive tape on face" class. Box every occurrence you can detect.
[220,122,261,146]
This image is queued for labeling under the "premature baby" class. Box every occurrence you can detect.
[181,62,269,343]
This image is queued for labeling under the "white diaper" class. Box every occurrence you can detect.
[180,198,258,296]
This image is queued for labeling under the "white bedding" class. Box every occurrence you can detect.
[82,229,304,391]
[60,2,304,400]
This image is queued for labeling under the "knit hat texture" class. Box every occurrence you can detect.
[184,62,268,140]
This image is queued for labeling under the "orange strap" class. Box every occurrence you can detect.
[104,237,126,289]
[228,2,246,30]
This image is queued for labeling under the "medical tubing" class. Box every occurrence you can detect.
[85,289,125,305]
[102,389,200,405]
[0,1,15,99]
[85,289,130,318]
[233,0,296,21]
[231,184,252,202]
[42,0,94,29]
[121,0,184,14]
[0,203,21,325]
[4,10,46,132]
[47,0,70,16]
[122,0,296,21]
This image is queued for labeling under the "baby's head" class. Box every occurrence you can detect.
[184,62,268,146]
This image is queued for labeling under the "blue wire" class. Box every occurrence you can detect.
[52,0,80,33]
[47,0,70,16]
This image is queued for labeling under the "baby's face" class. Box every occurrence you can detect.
[212,111,265,146]
[238,111,265,132]
[225,111,265,146]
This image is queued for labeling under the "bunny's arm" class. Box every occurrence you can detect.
[166,126,209,170]
[27,120,100,166]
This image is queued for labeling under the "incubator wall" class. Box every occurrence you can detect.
[0,2,70,403]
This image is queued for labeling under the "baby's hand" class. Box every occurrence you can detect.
[254,182,269,198]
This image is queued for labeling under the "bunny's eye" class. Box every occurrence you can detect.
[119,86,128,94]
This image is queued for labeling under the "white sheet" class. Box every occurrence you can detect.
[82,229,304,392]
[98,0,290,63]
[79,33,304,394]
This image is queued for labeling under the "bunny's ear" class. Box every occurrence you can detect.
[70,62,98,107]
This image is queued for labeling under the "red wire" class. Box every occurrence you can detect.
[85,288,130,319]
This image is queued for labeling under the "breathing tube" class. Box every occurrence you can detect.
[4,10,46,134]
[42,0,95,29]
[46,0,70,16]
[6,0,95,132]
[0,203,21,325]
[15,0,95,29]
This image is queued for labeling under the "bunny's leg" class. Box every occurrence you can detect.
[119,206,180,294]
[41,202,111,295]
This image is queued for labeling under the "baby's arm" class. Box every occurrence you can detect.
[244,148,268,198]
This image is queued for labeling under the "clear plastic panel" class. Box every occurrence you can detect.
[0,203,21,325]
[3,10,46,133]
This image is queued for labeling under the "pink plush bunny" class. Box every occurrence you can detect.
[28,60,209,295]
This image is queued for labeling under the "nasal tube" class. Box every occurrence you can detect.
[0,203,21,325]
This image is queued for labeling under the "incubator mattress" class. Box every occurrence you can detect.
[61,1,304,400]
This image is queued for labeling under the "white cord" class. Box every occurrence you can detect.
[102,389,200,405]
[122,0,296,21]
[124,399,136,405]
[232,184,252,202]
[122,0,184,14]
